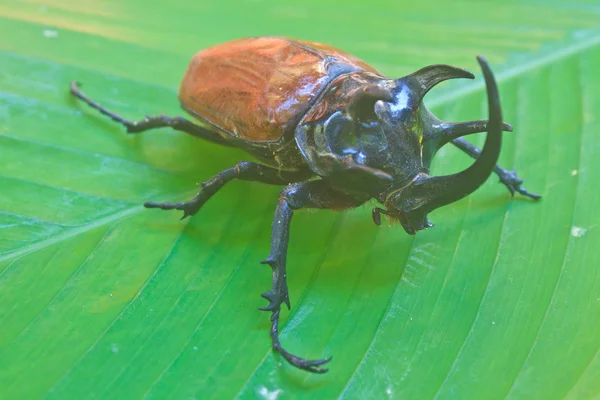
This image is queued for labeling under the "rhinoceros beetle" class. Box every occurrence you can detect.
[70,37,540,374]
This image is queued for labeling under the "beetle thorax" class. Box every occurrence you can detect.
[294,73,426,191]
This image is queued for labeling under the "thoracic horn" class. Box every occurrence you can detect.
[402,64,474,105]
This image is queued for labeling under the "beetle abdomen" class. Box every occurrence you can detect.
[178,37,378,143]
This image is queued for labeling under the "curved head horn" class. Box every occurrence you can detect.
[403,64,474,105]
[395,56,503,221]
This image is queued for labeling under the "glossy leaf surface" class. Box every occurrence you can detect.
[1,1,599,399]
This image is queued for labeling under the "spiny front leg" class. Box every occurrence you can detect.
[260,193,331,373]
[451,137,541,200]
[492,167,541,199]
[261,253,332,373]
[260,181,365,374]
[433,120,541,200]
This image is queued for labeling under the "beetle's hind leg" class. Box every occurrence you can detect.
[69,82,231,145]
[437,119,541,200]
[261,181,364,373]
[145,162,313,219]
[451,137,541,199]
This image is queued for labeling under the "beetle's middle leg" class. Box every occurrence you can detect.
[145,162,313,218]
[451,137,541,199]
[261,180,364,373]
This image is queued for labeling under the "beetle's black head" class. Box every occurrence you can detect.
[373,57,505,234]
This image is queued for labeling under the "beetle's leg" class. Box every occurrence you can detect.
[145,162,313,219]
[70,82,232,146]
[262,180,364,373]
[451,137,541,199]
[434,120,540,199]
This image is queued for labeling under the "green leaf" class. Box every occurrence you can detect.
[1,1,599,399]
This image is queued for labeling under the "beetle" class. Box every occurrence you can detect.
[70,36,540,374]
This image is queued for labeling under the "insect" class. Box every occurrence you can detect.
[70,37,540,374]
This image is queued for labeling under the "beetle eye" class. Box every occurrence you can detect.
[349,84,394,121]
